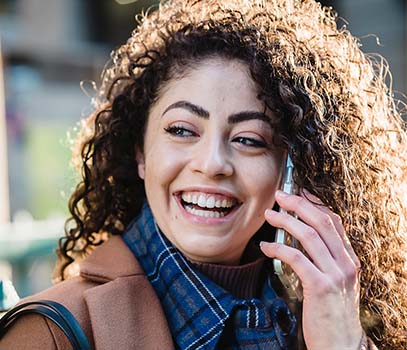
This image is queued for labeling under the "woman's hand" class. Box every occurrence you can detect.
[260,190,363,350]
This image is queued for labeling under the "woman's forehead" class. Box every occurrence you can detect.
[151,58,263,116]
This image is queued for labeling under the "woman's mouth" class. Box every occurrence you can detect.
[178,191,240,219]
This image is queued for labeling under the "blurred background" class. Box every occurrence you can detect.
[0,0,405,305]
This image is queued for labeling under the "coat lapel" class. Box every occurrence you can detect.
[80,236,174,349]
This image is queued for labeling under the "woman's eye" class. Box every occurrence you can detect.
[233,136,267,148]
[164,125,196,137]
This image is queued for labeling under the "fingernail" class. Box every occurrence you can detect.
[276,190,288,198]
[265,208,276,217]
[259,241,269,248]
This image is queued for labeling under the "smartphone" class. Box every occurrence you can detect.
[273,153,304,302]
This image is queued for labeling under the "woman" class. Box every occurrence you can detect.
[1,0,406,349]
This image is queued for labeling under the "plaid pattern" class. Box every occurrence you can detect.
[123,203,296,350]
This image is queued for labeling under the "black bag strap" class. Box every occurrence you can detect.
[0,299,91,350]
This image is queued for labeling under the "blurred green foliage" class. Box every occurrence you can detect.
[25,121,76,219]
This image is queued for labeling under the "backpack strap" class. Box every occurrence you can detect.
[0,300,91,350]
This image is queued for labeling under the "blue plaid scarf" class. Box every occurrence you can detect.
[123,203,296,350]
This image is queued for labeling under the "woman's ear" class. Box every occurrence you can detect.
[136,149,145,180]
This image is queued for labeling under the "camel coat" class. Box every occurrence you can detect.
[0,236,378,350]
[0,236,174,350]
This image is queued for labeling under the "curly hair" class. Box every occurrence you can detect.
[55,0,407,348]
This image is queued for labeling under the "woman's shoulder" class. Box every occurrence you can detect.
[0,236,162,350]
[0,276,96,350]
[17,234,142,319]
[0,237,142,350]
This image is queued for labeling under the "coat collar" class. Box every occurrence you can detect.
[80,235,144,282]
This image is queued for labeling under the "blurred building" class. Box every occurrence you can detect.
[0,0,405,299]
[326,0,406,95]
[0,0,156,298]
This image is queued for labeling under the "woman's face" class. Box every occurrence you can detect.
[137,58,284,265]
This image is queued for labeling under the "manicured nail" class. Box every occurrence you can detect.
[259,241,269,248]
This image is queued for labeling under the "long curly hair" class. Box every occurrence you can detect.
[55,0,407,348]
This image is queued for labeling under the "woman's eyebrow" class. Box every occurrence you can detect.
[228,111,271,125]
[162,101,209,119]
[161,100,270,125]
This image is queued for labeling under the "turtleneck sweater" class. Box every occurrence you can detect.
[190,243,268,299]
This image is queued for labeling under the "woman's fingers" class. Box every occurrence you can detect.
[274,190,353,266]
[301,189,361,270]
[265,209,337,273]
[264,190,363,350]
[268,190,360,288]
[259,241,322,288]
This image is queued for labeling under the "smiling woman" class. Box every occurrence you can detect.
[137,58,282,265]
[1,0,407,349]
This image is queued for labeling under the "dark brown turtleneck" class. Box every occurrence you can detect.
[190,243,268,299]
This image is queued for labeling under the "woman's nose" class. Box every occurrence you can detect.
[188,138,234,178]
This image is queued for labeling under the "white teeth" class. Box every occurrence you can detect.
[183,192,192,203]
[181,192,236,209]
[206,196,215,208]
[185,206,225,218]
[198,194,206,208]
